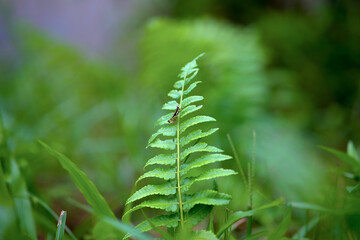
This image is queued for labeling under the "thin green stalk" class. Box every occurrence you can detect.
[247,130,256,237]
[251,130,256,201]
[176,77,186,228]
[224,208,229,240]
[247,163,253,236]
[227,134,248,190]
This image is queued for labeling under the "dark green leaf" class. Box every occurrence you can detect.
[216,198,284,238]
[268,207,292,240]
[320,146,360,173]
[184,204,213,226]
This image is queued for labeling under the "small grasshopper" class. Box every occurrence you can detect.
[168,106,180,124]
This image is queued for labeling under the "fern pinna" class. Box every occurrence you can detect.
[123,54,236,236]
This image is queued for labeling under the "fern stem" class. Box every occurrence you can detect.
[176,78,186,228]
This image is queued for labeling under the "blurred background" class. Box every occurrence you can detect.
[0,0,359,239]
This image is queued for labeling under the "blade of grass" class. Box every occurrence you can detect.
[347,141,359,161]
[38,139,115,219]
[101,217,152,240]
[207,212,214,233]
[66,197,94,214]
[39,139,150,239]
[0,117,37,239]
[55,210,67,240]
[30,194,77,240]
[227,134,248,190]
[320,146,360,173]
[290,202,332,213]
[268,206,292,240]
[293,215,321,238]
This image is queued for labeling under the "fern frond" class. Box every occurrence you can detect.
[124,54,236,236]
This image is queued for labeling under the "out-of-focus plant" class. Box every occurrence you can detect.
[318,141,360,238]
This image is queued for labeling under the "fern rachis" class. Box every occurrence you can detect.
[124,53,236,237]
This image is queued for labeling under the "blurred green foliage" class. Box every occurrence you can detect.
[0,0,359,239]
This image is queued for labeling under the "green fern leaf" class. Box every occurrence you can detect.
[180,143,223,160]
[124,54,236,234]
[183,190,231,211]
[184,204,213,227]
[147,125,176,145]
[168,90,182,99]
[162,100,178,110]
[155,112,174,126]
[182,169,237,192]
[179,115,216,133]
[147,138,175,150]
[181,105,203,118]
[144,154,176,169]
[181,96,204,108]
[180,128,218,147]
[126,182,176,204]
[181,154,232,174]
[123,197,178,219]
[183,81,202,95]
[136,167,176,183]
[155,104,203,127]
[124,214,179,239]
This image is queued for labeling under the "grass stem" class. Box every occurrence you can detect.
[227,134,248,190]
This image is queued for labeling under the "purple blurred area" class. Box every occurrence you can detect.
[0,0,169,61]
[13,0,131,56]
